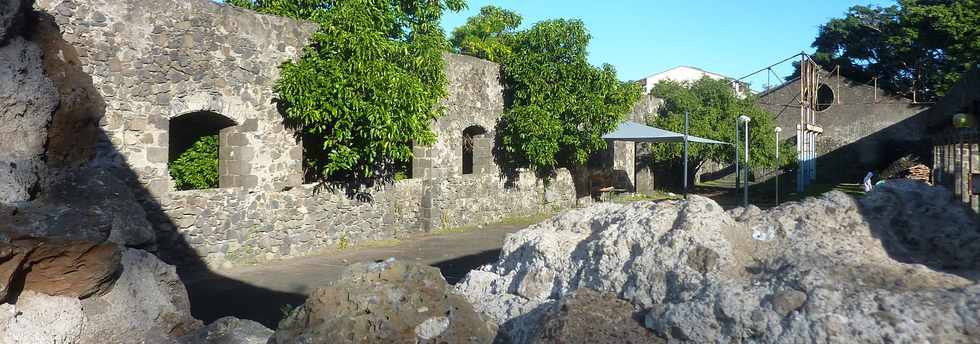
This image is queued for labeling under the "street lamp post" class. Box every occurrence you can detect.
[684,111,690,198]
[774,127,782,205]
[739,115,751,207]
[734,117,740,197]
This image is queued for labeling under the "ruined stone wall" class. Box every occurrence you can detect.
[158,180,424,268]
[27,0,577,269]
[416,53,504,180]
[35,0,316,196]
[430,170,575,229]
[157,168,571,268]
[759,69,930,181]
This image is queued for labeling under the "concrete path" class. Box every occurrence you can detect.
[184,222,530,328]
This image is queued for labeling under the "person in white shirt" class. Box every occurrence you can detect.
[863,172,874,192]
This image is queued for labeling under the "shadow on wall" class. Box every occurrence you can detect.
[34,12,305,329]
[809,109,932,185]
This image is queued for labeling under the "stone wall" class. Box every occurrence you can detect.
[416,53,505,180]
[429,169,575,229]
[157,169,572,269]
[35,0,316,196]
[759,69,930,181]
[28,0,579,269]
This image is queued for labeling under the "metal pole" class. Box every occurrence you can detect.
[684,111,689,198]
[775,127,781,205]
[735,117,740,196]
[744,119,750,207]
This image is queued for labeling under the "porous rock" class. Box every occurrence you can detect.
[0,169,156,248]
[0,248,202,343]
[270,259,495,344]
[0,0,29,45]
[78,248,201,342]
[178,316,273,344]
[529,288,662,344]
[456,181,980,343]
[0,34,59,204]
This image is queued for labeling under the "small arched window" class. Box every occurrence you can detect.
[168,111,236,190]
[462,125,488,175]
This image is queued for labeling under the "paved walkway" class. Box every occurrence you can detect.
[184,222,530,328]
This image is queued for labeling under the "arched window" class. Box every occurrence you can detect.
[462,125,488,175]
[168,111,236,190]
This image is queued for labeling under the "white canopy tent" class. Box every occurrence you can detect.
[601,120,730,196]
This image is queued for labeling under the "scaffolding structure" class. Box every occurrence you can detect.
[797,55,824,192]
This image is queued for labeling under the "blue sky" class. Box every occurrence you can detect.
[440,1,895,89]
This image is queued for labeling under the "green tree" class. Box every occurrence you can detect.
[229,0,466,184]
[449,5,522,63]
[498,19,641,171]
[169,135,219,190]
[796,0,979,101]
[649,78,794,186]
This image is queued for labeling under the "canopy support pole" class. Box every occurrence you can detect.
[684,111,689,198]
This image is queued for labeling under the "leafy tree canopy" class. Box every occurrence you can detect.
[498,19,642,170]
[649,78,794,183]
[449,5,522,63]
[169,135,219,191]
[229,0,465,184]
[796,0,979,101]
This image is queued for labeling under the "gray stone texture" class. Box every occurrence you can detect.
[178,316,274,344]
[0,248,203,343]
[270,259,495,344]
[0,168,156,249]
[455,181,980,343]
[0,29,59,203]
[34,0,317,194]
[22,0,577,271]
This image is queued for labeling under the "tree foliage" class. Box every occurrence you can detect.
[449,5,522,63]
[649,78,794,184]
[797,0,979,101]
[229,0,465,183]
[169,135,219,191]
[498,19,642,170]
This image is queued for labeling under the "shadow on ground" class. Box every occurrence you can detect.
[432,249,502,285]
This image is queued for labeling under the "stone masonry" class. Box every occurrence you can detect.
[31,0,576,269]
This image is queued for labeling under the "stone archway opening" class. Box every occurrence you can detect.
[168,111,236,190]
[462,125,489,175]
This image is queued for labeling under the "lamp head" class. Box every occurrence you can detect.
[774,127,782,133]
[738,115,751,123]
[953,112,974,129]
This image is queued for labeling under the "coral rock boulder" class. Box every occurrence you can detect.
[270,259,495,344]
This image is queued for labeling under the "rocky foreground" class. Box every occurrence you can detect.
[4,180,978,343]
[456,180,980,343]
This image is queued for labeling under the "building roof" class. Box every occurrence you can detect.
[642,66,739,83]
[602,121,729,144]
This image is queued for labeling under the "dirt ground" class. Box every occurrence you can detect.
[183,222,531,328]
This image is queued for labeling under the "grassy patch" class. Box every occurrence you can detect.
[607,191,683,204]
[431,211,558,236]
